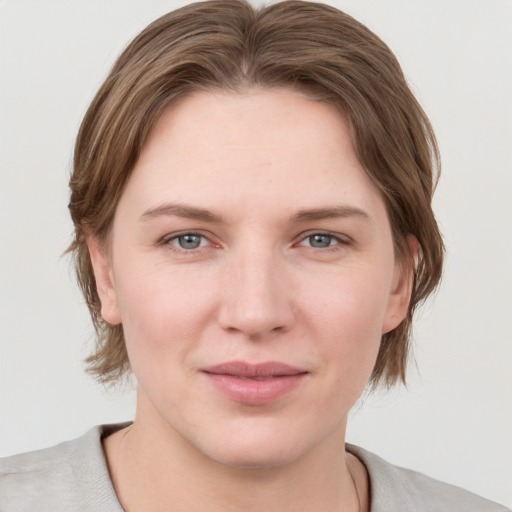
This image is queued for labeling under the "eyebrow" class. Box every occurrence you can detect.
[140,203,223,223]
[140,202,371,224]
[290,205,371,223]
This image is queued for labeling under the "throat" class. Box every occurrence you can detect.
[102,422,368,512]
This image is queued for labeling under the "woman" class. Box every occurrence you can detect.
[0,1,509,510]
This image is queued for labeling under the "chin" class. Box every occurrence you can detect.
[209,441,301,470]
[193,419,322,471]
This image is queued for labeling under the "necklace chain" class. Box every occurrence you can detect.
[347,462,362,512]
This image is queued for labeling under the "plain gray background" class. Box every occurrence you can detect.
[1,0,511,507]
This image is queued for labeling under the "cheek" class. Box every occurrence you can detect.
[303,267,391,376]
[306,264,392,336]
[113,262,219,372]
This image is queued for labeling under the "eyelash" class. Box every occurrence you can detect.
[161,231,213,254]
[297,231,350,251]
[160,230,350,255]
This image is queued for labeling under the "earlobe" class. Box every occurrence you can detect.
[86,236,122,325]
[382,236,419,334]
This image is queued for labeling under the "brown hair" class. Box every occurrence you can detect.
[68,0,444,387]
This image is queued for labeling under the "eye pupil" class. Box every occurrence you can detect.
[178,234,202,249]
[309,234,332,248]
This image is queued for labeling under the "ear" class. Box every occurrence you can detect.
[86,236,122,325]
[382,236,419,334]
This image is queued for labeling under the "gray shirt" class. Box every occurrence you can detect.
[0,424,509,511]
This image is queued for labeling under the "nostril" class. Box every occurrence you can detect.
[247,324,286,339]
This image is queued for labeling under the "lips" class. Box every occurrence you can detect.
[201,361,308,405]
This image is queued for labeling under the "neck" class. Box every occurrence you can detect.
[103,394,366,512]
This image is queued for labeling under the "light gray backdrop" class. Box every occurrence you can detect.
[0,0,511,507]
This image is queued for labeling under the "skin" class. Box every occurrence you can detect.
[89,88,415,511]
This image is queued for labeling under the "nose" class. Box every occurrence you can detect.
[217,247,295,340]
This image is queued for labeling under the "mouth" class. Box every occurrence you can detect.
[201,361,308,405]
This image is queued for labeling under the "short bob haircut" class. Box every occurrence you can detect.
[68,0,444,388]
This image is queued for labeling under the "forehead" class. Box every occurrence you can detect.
[117,88,387,223]
[148,87,349,150]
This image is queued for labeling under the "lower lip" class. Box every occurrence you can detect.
[203,373,306,405]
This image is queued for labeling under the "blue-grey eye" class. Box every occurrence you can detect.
[174,234,204,250]
[307,234,336,248]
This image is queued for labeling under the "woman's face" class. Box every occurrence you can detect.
[90,88,413,468]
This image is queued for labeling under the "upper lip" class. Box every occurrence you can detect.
[202,361,307,378]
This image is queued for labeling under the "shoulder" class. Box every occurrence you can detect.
[0,424,125,512]
[347,444,510,512]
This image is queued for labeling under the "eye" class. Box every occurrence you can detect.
[168,233,209,250]
[300,233,340,248]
